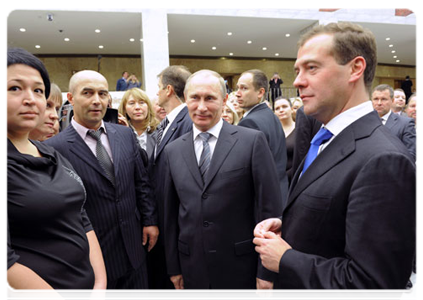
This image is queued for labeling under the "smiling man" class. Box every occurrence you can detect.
[162,70,282,289]
[253,22,415,289]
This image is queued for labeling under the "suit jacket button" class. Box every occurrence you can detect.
[202,193,208,199]
[203,221,209,227]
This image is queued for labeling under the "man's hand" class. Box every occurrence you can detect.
[254,218,282,238]
[170,274,184,289]
[253,231,291,273]
[117,113,129,127]
[256,278,273,289]
[142,226,159,252]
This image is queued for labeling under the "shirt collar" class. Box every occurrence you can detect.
[193,118,224,141]
[324,101,374,137]
[381,110,392,122]
[243,102,265,118]
[71,118,107,138]
[166,103,187,126]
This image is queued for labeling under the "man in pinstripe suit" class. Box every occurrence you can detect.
[45,70,158,289]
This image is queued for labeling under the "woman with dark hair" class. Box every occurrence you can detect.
[7,47,106,289]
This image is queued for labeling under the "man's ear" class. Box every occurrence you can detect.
[67,92,74,105]
[166,85,174,97]
[349,56,366,85]
[258,87,266,101]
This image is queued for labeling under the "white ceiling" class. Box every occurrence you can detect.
[7,9,416,66]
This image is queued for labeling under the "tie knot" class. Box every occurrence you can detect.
[160,117,169,129]
[311,127,333,146]
[199,132,212,143]
[87,128,103,141]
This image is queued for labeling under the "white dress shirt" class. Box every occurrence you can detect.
[192,119,224,165]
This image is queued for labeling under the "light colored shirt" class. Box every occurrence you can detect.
[162,103,187,138]
[380,110,392,126]
[71,118,114,162]
[192,119,223,165]
[242,102,265,118]
[134,129,148,150]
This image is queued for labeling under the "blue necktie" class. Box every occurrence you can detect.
[302,127,333,174]
[199,132,212,182]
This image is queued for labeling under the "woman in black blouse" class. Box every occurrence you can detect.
[7,47,107,289]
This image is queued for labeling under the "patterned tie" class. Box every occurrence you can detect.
[302,127,333,174]
[87,128,115,185]
[198,132,212,182]
[156,117,169,146]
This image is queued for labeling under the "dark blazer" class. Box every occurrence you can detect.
[238,102,289,210]
[150,105,193,235]
[116,77,127,91]
[163,122,283,288]
[385,112,416,160]
[45,122,157,281]
[290,106,322,181]
[276,111,415,289]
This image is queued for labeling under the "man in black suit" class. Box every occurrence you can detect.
[254,22,415,289]
[46,70,158,289]
[236,69,289,212]
[116,71,128,91]
[147,65,193,289]
[372,84,416,160]
[163,70,283,289]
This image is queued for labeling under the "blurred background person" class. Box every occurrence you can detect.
[29,83,63,141]
[227,91,244,120]
[291,97,303,122]
[7,47,106,289]
[274,97,296,183]
[119,88,159,159]
[116,71,129,91]
[152,95,167,123]
[222,101,239,125]
[405,93,416,126]
[268,72,283,108]
[393,88,407,116]
[127,74,142,89]
[401,75,413,103]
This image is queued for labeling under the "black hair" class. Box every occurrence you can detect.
[7,47,51,99]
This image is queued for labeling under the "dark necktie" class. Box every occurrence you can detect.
[87,128,115,185]
[302,127,333,174]
[198,132,212,182]
[156,117,169,146]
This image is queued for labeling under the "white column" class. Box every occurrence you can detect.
[141,9,170,98]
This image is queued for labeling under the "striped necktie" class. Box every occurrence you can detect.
[156,117,169,146]
[198,132,212,182]
[87,128,115,185]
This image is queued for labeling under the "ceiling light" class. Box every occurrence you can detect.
[129,38,135,42]
[391,50,396,53]
[35,45,41,49]
[140,39,143,42]
[393,56,397,58]
[95,29,101,33]
[285,34,290,37]
[99,45,104,49]
[275,53,279,56]
[389,44,393,47]
[191,39,195,43]
[247,40,252,44]
[227,32,232,36]
[386,37,391,41]
[229,53,234,56]
[64,38,70,42]
[212,46,217,50]
[396,60,400,63]
[19,28,26,32]
[262,47,267,50]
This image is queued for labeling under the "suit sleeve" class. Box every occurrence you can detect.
[163,148,182,276]
[132,131,158,226]
[251,132,283,281]
[400,118,416,161]
[278,152,415,288]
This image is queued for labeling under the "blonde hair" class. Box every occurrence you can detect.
[49,83,63,107]
[225,101,240,125]
[119,88,159,133]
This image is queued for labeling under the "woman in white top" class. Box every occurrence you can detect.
[119,88,159,158]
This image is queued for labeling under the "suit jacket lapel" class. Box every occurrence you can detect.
[287,111,381,210]
[181,131,203,189]
[385,113,397,130]
[203,122,238,190]
[66,125,108,178]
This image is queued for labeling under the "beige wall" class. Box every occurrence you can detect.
[39,55,416,95]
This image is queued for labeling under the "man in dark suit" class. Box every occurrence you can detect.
[147,65,193,289]
[116,71,128,91]
[254,22,415,289]
[163,70,283,289]
[46,70,158,289]
[372,84,416,160]
[236,69,289,212]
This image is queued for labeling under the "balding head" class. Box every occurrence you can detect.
[67,70,109,130]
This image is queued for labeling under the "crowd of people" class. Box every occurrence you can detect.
[7,21,416,290]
